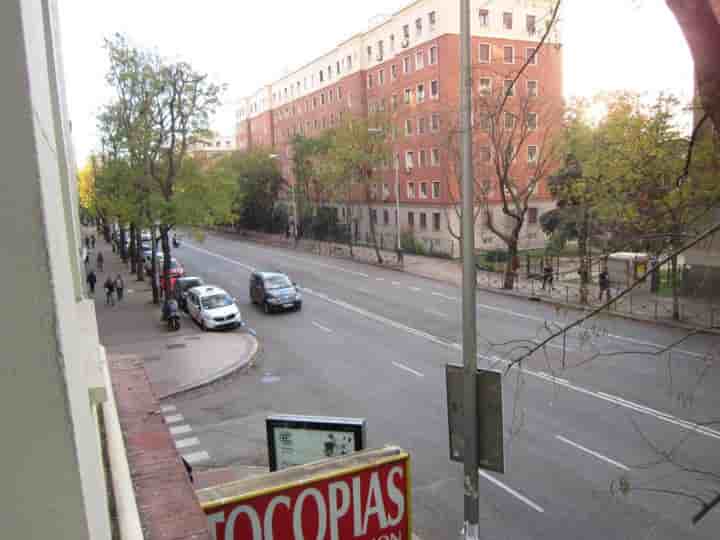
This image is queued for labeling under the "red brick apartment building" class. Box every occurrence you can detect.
[235,0,563,255]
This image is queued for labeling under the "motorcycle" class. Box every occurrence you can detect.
[168,312,181,331]
[163,299,181,331]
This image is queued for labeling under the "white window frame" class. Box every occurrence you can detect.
[431,147,440,166]
[404,87,412,104]
[503,46,514,64]
[528,145,538,163]
[504,79,515,97]
[432,211,441,231]
[405,118,413,136]
[407,181,416,198]
[479,77,492,95]
[432,181,441,199]
[479,9,489,26]
[503,11,513,30]
[527,112,538,131]
[420,182,428,199]
[478,43,491,64]
[379,69,385,85]
[528,80,539,97]
[526,47,538,66]
[430,80,439,99]
[403,56,412,74]
[431,113,440,132]
[429,45,438,65]
[405,151,414,170]
[417,83,425,103]
[416,49,425,69]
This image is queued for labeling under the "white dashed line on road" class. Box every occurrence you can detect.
[160,405,177,413]
[312,321,333,333]
[478,470,545,513]
[392,281,401,286]
[556,435,630,471]
[423,308,448,319]
[175,437,200,449]
[409,287,421,292]
[376,278,385,281]
[392,361,424,377]
[164,414,184,424]
[182,450,210,465]
[169,425,192,436]
[432,292,458,301]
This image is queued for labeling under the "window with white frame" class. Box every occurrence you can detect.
[379,69,385,85]
[407,182,416,198]
[367,74,373,89]
[391,64,398,80]
[336,61,341,75]
[383,208,390,224]
[479,113,491,131]
[526,15,537,35]
[408,211,415,227]
[480,145,491,162]
[431,113,440,131]
[527,80,538,97]
[383,184,390,199]
[378,40,384,60]
[419,212,427,229]
[479,9,489,26]
[503,12,513,30]
[528,207,538,224]
[417,83,425,102]
[503,46,514,64]
[526,47,537,65]
[420,182,428,199]
[404,88,412,104]
[403,24,410,39]
[321,93,326,105]
[503,79,515,96]
[370,183,378,199]
[432,181,441,199]
[479,77,491,95]
[403,56,411,74]
[338,86,343,99]
[405,151,414,169]
[430,80,439,99]
[433,212,441,231]
[405,119,413,136]
[392,94,399,111]
[416,50,425,69]
[390,34,395,53]
[367,46,372,62]
[419,149,427,167]
[528,145,538,163]
[504,112,515,129]
[527,112,538,131]
[418,117,427,134]
[429,45,438,65]
[431,147,440,166]
[429,11,436,30]
[479,43,490,63]
[346,55,353,70]
[416,17,423,36]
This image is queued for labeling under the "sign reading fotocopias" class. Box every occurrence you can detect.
[199,447,411,540]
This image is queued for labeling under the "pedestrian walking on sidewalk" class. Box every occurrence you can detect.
[96,251,104,272]
[598,268,611,302]
[91,235,96,249]
[104,276,116,306]
[84,236,90,250]
[86,270,97,295]
[115,274,125,302]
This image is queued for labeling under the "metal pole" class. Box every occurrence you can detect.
[395,156,403,261]
[460,0,478,538]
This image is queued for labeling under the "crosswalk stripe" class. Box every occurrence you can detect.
[183,450,210,465]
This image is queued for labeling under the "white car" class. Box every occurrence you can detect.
[186,286,243,331]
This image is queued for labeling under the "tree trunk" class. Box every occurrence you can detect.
[578,210,590,305]
[503,238,519,290]
[135,227,144,282]
[150,227,159,304]
[671,253,680,320]
[160,225,172,301]
[367,205,383,264]
[119,226,128,263]
[129,223,137,273]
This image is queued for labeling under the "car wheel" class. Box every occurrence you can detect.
[295,303,302,312]
[263,302,271,314]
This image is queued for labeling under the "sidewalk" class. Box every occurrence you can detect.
[86,229,258,398]
[212,227,720,332]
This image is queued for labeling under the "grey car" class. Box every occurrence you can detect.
[249,272,302,313]
[174,276,205,312]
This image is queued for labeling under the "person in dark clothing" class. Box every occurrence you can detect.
[115,274,125,301]
[104,276,115,306]
[598,269,611,301]
[86,270,97,294]
[84,236,90,250]
[91,235,96,248]
[96,251,104,272]
[541,263,554,290]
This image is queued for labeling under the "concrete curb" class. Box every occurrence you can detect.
[158,334,259,400]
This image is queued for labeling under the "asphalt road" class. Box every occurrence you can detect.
[165,232,720,540]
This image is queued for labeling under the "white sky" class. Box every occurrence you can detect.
[57,0,694,164]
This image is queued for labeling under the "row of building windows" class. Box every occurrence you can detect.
[476,144,539,164]
[403,148,442,169]
[367,10,438,65]
[478,43,539,66]
[479,78,539,98]
[479,9,538,36]
[367,45,439,88]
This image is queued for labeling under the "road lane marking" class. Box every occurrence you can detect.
[409,287,421,292]
[478,470,545,513]
[174,437,200,449]
[241,246,369,278]
[432,292,458,301]
[183,450,210,465]
[423,308,448,319]
[556,435,630,471]
[312,321,333,333]
[164,414,184,424]
[392,361,424,377]
[160,405,177,413]
[180,244,720,441]
[184,243,256,272]
[169,425,192,436]
[376,278,385,281]
[392,281,401,286]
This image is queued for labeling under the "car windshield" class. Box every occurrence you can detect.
[201,294,233,310]
[183,279,202,291]
[265,275,292,289]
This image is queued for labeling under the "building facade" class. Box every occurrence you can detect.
[235,0,563,256]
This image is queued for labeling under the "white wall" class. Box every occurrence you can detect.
[0,1,110,538]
